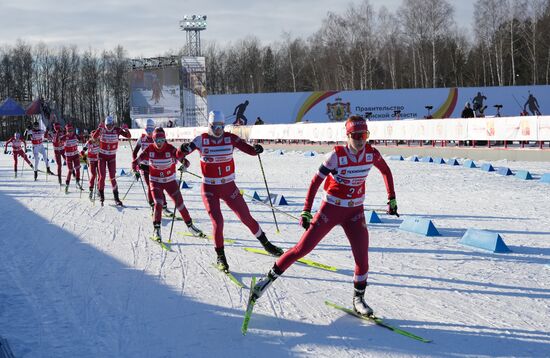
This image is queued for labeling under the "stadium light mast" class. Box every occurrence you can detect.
[180,15,207,56]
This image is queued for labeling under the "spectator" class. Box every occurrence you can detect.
[233,100,249,125]
[472,92,487,116]
[254,117,264,125]
[461,102,474,118]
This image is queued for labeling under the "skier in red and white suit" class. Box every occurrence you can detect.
[132,119,171,215]
[60,123,83,193]
[180,110,283,272]
[51,122,66,185]
[132,127,204,242]
[28,121,55,180]
[81,131,100,200]
[92,116,131,206]
[4,132,33,177]
[251,116,399,317]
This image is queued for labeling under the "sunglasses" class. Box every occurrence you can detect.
[154,138,166,145]
[349,131,370,140]
[210,123,224,131]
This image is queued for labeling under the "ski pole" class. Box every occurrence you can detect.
[168,169,184,243]
[122,176,137,200]
[240,189,299,221]
[80,163,87,199]
[128,139,149,203]
[257,153,280,233]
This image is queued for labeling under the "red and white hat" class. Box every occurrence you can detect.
[345,116,368,134]
[152,127,165,140]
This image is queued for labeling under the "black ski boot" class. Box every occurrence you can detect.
[47,167,55,175]
[34,170,38,181]
[113,189,123,206]
[152,222,162,242]
[252,264,283,300]
[186,220,205,237]
[257,232,284,256]
[162,204,174,217]
[88,187,94,201]
[215,247,229,272]
[99,190,105,206]
[352,281,373,317]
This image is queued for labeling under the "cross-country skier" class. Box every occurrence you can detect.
[92,116,131,206]
[179,110,283,272]
[250,116,398,317]
[132,127,204,242]
[132,119,173,217]
[60,123,83,193]
[4,132,33,177]
[51,122,66,185]
[81,130,100,200]
[28,121,55,180]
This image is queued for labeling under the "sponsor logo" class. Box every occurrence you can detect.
[203,139,210,145]
[335,199,341,205]
[348,201,354,207]
[204,148,210,154]
[221,178,226,183]
[165,152,170,158]
[365,154,373,161]
[341,169,347,174]
[224,137,231,144]
[339,157,348,166]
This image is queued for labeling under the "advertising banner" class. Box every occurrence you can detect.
[208,85,550,125]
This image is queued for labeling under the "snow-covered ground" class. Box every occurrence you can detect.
[1,145,549,357]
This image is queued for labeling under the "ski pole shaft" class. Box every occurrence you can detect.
[122,176,136,200]
[168,170,184,243]
[128,139,149,203]
[257,154,280,233]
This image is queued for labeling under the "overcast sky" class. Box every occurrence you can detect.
[1,0,476,57]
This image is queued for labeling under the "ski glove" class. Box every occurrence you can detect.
[387,197,399,217]
[253,144,264,154]
[134,171,140,180]
[300,210,313,230]
[180,143,191,153]
[178,158,190,172]
[3,150,7,155]
[121,123,129,129]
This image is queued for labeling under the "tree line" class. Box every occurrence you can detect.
[1,0,550,139]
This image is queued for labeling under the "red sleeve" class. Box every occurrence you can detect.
[5,138,13,150]
[92,128,101,139]
[372,148,396,199]
[231,133,256,156]
[175,146,185,162]
[132,140,141,160]
[118,127,131,139]
[133,145,149,168]
[303,173,325,212]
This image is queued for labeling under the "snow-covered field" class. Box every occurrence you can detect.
[1,145,549,357]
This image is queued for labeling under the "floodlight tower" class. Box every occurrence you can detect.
[180,15,207,56]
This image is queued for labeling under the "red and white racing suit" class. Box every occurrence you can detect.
[132,133,166,206]
[275,144,395,287]
[61,133,81,185]
[52,130,66,178]
[92,126,131,192]
[29,129,52,170]
[83,139,100,190]
[133,142,192,223]
[186,132,262,249]
[4,137,32,171]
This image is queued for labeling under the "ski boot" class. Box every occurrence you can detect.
[186,220,205,237]
[29,163,34,170]
[34,170,38,181]
[47,167,55,175]
[65,184,69,194]
[14,171,17,178]
[252,265,282,300]
[58,174,62,186]
[162,204,174,217]
[215,247,229,272]
[99,190,105,206]
[258,232,284,256]
[152,222,162,242]
[113,189,123,206]
[76,180,84,191]
[352,283,373,317]
[88,188,94,201]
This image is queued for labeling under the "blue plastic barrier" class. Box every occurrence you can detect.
[409,155,419,162]
[181,181,190,189]
[303,151,316,156]
[399,216,440,236]
[366,210,382,224]
[83,164,88,171]
[447,158,459,166]
[433,157,445,164]
[273,194,288,206]
[515,170,533,180]
[459,228,511,253]
[480,163,495,172]
[497,167,513,176]
[540,173,550,183]
[119,169,127,176]
[389,155,404,161]
[420,156,433,163]
[463,160,476,168]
